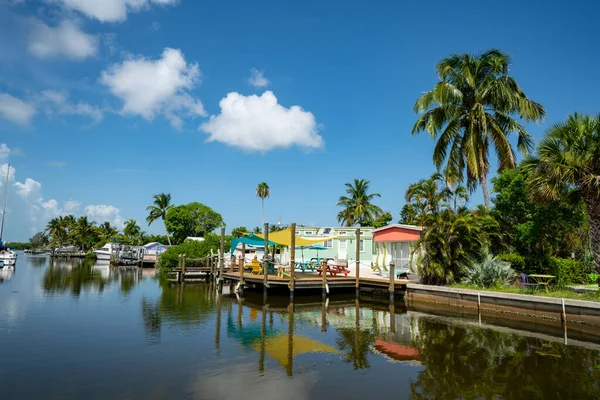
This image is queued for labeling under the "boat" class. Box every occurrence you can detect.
[0,164,16,268]
[94,243,115,261]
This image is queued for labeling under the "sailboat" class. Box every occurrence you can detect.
[0,164,17,268]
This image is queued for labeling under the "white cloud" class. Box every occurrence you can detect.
[37,90,103,123]
[63,200,81,214]
[28,19,98,60]
[15,178,42,199]
[0,93,36,126]
[200,91,324,152]
[248,68,270,88]
[100,48,205,128]
[84,204,125,229]
[56,0,179,23]
[0,144,10,160]
[150,21,161,31]
[48,161,68,167]
[0,163,16,186]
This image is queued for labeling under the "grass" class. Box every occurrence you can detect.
[452,282,600,302]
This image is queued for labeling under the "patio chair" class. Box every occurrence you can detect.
[520,273,537,293]
[248,257,262,275]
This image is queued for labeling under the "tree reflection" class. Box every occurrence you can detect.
[42,260,115,296]
[140,283,217,341]
[410,319,600,399]
[335,327,375,370]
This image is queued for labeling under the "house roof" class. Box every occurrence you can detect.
[372,224,423,233]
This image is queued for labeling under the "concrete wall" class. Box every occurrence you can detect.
[406,284,600,326]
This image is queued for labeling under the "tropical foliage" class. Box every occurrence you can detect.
[402,173,498,284]
[146,193,174,245]
[164,202,224,244]
[412,49,545,209]
[256,182,270,224]
[463,252,516,288]
[337,178,383,226]
[523,113,600,273]
[157,233,225,274]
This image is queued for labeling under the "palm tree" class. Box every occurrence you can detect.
[523,113,600,273]
[146,193,174,245]
[46,216,67,248]
[337,178,383,226]
[124,219,140,239]
[412,49,545,209]
[256,182,270,225]
[71,216,96,251]
[97,221,118,242]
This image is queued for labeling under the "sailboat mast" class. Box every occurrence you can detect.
[0,164,10,242]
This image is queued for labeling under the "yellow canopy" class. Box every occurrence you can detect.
[254,227,337,247]
[253,334,340,368]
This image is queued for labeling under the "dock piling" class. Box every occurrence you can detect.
[355,228,360,297]
[263,222,269,296]
[290,222,296,300]
[239,242,245,292]
[389,261,395,301]
[218,227,225,291]
[321,259,328,299]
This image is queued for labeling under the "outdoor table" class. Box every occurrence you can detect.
[317,262,350,277]
[528,274,556,293]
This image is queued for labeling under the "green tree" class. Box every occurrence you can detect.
[256,182,270,225]
[71,216,97,251]
[124,219,141,239]
[492,166,587,266]
[412,49,545,209]
[146,192,174,245]
[523,113,600,273]
[164,202,224,244]
[372,212,393,228]
[29,231,49,248]
[231,226,249,238]
[97,221,118,243]
[46,216,67,247]
[158,233,223,274]
[337,178,383,226]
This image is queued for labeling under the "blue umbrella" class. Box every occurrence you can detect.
[309,244,327,261]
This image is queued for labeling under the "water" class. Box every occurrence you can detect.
[1,254,600,399]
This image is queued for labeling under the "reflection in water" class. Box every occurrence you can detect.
[0,267,15,283]
[27,256,48,268]
[409,318,600,399]
[42,258,146,297]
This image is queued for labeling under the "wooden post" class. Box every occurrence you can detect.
[240,242,246,289]
[219,226,225,282]
[263,222,269,296]
[290,222,296,300]
[215,291,222,356]
[389,261,395,301]
[321,298,327,332]
[355,228,360,296]
[389,301,396,333]
[182,254,186,283]
[321,259,327,299]
[286,302,294,377]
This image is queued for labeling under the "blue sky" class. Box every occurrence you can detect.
[1,0,599,241]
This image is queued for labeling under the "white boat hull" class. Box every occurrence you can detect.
[94,251,111,261]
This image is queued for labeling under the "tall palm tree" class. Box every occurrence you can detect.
[256,182,270,225]
[523,113,600,273]
[146,192,174,245]
[46,216,67,248]
[97,221,118,242]
[412,49,545,209]
[71,216,96,251]
[337,178,383,226]
[124,219,140,239]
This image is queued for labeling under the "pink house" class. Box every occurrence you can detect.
[372,224,422,272]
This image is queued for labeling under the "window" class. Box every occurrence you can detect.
[323,239,333,248]
[304,231,313,236]
[360,231,364,235]
[359,239,364,252]
[339,231,347,235]
[372,240,377,254]
[323,228,331,234]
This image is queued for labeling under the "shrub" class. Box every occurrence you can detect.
[464,253,516,288]
[85,252,97,261]
[549,257,586,288]
[587,273,599,285]
[496,253,526,271]
[158,233,223,275]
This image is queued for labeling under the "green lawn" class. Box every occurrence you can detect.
[451,283,600,302]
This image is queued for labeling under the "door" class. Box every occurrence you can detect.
[338,239,347,260]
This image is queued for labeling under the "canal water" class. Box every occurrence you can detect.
[1,254,600,399]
